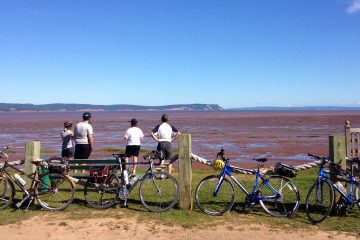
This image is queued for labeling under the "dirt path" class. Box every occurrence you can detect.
[0,215,358,240]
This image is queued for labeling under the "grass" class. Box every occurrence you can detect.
[1,167,360,236]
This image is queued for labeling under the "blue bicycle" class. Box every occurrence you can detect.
[195,149,300,217]
[305,153,360,223]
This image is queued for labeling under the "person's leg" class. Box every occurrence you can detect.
[162,142,172,174]
[84,144,92,159]
[124,145,130,170]
[74,144,87,173]
[133,146,140,174]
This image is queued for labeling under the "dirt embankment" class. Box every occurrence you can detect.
[1,215,357,240]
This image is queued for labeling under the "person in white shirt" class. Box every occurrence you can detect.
[151,114,180,174]
[74,112,94,159]
[124,118,144,176]
[61,120,75,159]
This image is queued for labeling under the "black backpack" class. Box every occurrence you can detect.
[47,157,69,174]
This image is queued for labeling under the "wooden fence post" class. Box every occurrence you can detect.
[345,121,351,159]
[25,141,41,174]
[178,134,192,210]
[329,135,346,169]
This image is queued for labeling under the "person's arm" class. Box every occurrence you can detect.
[88,125,94,147]
[151,125,160,142]
[88,134,94,146]
[140,129,144,141]
[151,132,159,142]
[70,130,75,137]
[170,125,180,141]
[124,129,129,141]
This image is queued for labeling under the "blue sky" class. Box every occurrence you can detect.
[0,0,359,108]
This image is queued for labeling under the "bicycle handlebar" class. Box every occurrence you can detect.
[216,149,229,161]
[307,153,328,161]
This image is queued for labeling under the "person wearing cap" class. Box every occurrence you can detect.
[61,120,75,159]
[124,118,144,176]
[151,114,180,174]
[74,112,94,159]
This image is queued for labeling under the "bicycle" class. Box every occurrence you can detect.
[83,150,179,212]
[0,146,75,211]
[195,149,300,217]
[305,153,360,223]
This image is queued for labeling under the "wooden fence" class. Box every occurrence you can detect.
[23,121,360,211]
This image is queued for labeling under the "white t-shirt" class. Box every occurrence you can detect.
[124,127,144,146]
[152,122,178,142]
[74,121,93,144]
[61,130,75,149]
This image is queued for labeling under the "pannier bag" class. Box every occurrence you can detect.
[89,165,111,183]
[274,162,297,178]
[48,157,69,174]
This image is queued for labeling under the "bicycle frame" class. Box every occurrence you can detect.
[214,161,281,202]
[0,162,42,194]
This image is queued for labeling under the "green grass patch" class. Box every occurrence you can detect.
[41,149,57,155]
[1,168,360,235]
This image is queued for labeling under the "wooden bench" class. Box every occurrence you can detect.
[67,159,120,179]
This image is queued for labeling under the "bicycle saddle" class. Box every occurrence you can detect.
[113,153,125,159]
[254,158,268,163]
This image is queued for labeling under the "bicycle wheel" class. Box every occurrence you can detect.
[0,175,14,210]
[258,176,300,217]
[84,174,120,209]
[305,179,334,223]
[195,175,235,216]
[36,173,75,211]
[354,184,360,209]
[139,172,179,212]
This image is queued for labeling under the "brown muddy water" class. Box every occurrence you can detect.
[0,111,359,167]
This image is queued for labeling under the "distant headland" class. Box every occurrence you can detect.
[0,103,224,112]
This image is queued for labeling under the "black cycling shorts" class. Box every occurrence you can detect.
[125,145,141,157]
[62,147,75,159]
[74,144,92,159]
[157,141,172,160]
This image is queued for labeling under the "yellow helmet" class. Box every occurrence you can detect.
[212,159,225,171]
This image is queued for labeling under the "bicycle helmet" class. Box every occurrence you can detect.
[212,159,225,171]
[82,112,92,120]
[64,120,73,128]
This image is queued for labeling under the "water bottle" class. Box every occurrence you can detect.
[335,181,346,194]
[129,174,140,186]
[123,170,129,185]
[14,173,26,186]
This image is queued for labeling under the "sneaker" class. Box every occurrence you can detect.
[129,170,136,178]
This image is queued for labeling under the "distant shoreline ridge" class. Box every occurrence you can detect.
[1,103,360,112]
[0,103,224,112]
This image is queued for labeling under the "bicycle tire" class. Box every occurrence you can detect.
[354,184,360,209]
[36,173,75,211]
[84,173,120,209]
[305,179,334,223]
[139,172,179,212]
[258,176,300,218]
[195,175,235,216]
[0,175,14,210]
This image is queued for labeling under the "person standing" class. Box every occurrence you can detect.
[74,112,94,159]
[61,120,75,159]
[124,118,144,176]
[151,114,180,174]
